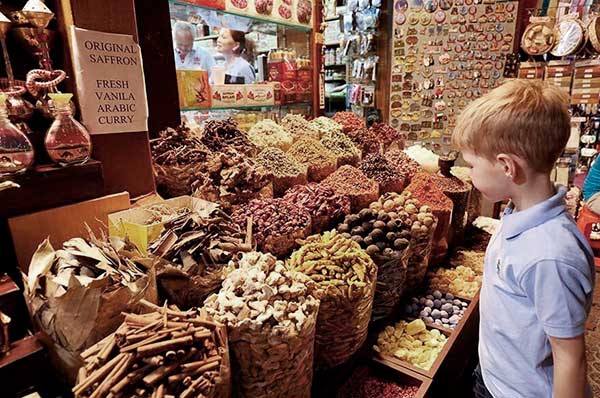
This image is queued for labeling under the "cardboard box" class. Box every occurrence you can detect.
[176,69,211,109]
[211,84,247,107]
[8,192,131,272]
[245,84,275,106]
[108,196,218,253]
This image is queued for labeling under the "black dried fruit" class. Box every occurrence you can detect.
[373,220,386,230]
[370,228,384,240]
[351,226,364,235]
[376,241,387,251]
[351,235,364,245]
[338,223,350,233]
[364,236,374,246]
[366,245,380,255]
[394,238,410,249]
[386,232,397,241]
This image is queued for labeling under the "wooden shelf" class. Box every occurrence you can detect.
[0,334,49,398]
[0,160,104,218]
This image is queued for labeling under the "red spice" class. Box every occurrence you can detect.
[405,173,453,212]
[337,366,421,398]
[332,111,366,133]
[371,123,405,147]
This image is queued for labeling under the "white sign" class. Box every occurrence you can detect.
[70,27,148,134]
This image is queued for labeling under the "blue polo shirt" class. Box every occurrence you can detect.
[480,186,595,398]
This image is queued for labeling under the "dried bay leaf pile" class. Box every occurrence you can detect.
[24,229,158,384]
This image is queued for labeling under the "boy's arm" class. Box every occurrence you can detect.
[549,334,587,398]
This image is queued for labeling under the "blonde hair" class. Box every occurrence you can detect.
[452,79,570,173]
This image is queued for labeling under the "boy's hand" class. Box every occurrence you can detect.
[549,334,588,398]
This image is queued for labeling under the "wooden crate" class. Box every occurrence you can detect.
[373,290,481,379]
[369,358,432,398]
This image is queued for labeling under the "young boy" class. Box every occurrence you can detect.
[452,79,595,398]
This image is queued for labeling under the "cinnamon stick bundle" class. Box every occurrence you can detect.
[73,306,230,398]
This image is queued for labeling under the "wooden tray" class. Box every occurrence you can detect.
[373,290,481,379]
[368,358,432,398]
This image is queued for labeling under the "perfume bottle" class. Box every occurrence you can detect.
[0,93,34,176]
[45,93,91,166]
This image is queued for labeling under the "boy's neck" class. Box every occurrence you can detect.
[509,174,556,212]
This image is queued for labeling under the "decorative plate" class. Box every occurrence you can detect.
[551,18,585,56]
[521,21,556,55]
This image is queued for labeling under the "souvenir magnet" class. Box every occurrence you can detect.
[410,0,424,10]
[395,12,407,25]
[395,0,409,11]
[424,0,438,12]
[434,10,446,23]
[439,0,453,10]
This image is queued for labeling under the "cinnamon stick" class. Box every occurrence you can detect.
[180,355,221,372]
[137,335,193,357]
[143,348,197,386]
[89,353,132,398]
[73,353,126,395]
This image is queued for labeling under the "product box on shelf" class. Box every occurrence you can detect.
[245,83,275,106]
[183,0,226,9]
[176,69,211,109]
[108,196,218,254]
[211,84,247,107]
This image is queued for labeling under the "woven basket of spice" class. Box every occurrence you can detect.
[256,147,308,196]
[288,138,338,182]
[322,165,380,212]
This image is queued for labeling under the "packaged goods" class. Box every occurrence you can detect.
[248,119,294,151]
[427,266,482,299]
[288,138,337,182]
[149,205,250,309]
[320,131,362,167]
[255,147,308,196]
[24,233,157,383]
[403,290,469,329]
[283,183,351,233]
[322,165,379,211]
[280,113,320,141]
[232,198,312,257]
[73,302,230,398]
[359,153,406,193]
[205,252,319,398]
[288,231,377,369]
[373,319,448,371]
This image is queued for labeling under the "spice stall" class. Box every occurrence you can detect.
[0,0,567,397]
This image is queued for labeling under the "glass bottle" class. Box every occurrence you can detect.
[45,93,92,166]
[0,93,34,176]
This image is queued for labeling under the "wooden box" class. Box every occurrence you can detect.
[373,290,480,380]
[108,195,218,253]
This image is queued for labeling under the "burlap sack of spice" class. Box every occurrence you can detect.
[288,232,378,369]
[23,238,158,385]
[204,252,320,398]
[371,246,411,322]
[404,219,437,295]
[157,264,227,310]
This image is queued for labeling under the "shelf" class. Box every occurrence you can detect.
[170,0,312,32]
[325,64,346,68]
[182,102,312,111]
[196,34,218,41]
[324,15,340,21]
[325,78,346,82]
[324,42,340,46]
[0,160,105,218]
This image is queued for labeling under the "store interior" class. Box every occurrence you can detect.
[0,0,599,397]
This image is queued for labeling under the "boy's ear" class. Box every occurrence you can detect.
[496,153,518,180]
